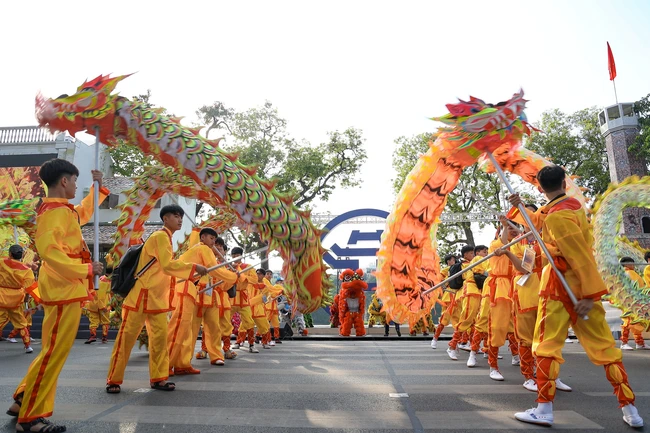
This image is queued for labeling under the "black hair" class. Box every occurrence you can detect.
[536,165,566,192]
[256,268,266,274]
[525,203,539,212]
[443,254,456,264]
[160,204,184,219]
[106,267,114,275]
[39,158,80,188]
[645,251,650,262]
[231,247,244,256]
[215,237,226,247]
[460,245,474,256]
[620,257,635,264]
[9,245,23,260]
[199,227,218,238]
[474,245,488,254]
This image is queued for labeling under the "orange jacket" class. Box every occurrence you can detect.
[34,186,109,305]
[232,263,256,308]
[0,258,37,308]
[176,243,237,306]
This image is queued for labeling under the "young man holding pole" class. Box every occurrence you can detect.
[512,165,643,428]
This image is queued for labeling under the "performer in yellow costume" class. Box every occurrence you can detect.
[264,272,285,345]
[468,245,491,357]
[0,245,37,353]
[7,159,106,433]
[106,204,207,393]
[84,268,112,344]
[618,257,650,351]
[514,165,643,428]
[432,254,459,348]
[447,246,487,360]
[250,269,272,349]
[168,227,237,374]
[230,247,259,353]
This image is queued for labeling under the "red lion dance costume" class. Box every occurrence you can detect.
[338,269,367,337]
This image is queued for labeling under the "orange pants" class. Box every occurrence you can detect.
[220,308,233,352]
[340,312,365,336]
[487,299,511,368]
[434,295,461,339]
[514,308,537,380]
[14,303,81,423]
[448,295,480,349]
[621,318,645,345]
[534,298,635,406]
[193,305,223,362]
[107,303,169,385]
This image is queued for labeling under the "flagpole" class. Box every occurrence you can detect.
[93,126,101,291]
[613,79,619,105]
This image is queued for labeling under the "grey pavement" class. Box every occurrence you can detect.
[1,335,649,433]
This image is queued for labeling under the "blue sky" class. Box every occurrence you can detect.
[1,0,649,264]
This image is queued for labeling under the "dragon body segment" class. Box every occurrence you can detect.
[36,74,329,312]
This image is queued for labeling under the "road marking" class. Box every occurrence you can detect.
[389,393,409,398]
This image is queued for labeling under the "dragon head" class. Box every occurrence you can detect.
[434,90,529,134]
[340,268,368,296]
[36,73,132,135]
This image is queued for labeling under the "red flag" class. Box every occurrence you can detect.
[607,42,617,81]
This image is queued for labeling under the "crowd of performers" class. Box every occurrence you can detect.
[0,159,310,433]
[0,159,647,430]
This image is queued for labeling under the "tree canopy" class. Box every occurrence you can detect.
[631,93,650,161]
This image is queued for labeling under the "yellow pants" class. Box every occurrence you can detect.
[0,306,29,330]
[457,295,480,332]
[488,299,512,348]
[231,306,255,331]
[107,303,169,385]
[167,295,196,370]
[268,313,279,329]
[88,309,110,329]
[515,309,537,346]
[14,303,81,423]
[193,306,223,362]
[253,316,270,335]
[219,309,233,338]
[474,297,490,334]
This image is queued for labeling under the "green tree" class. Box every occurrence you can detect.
[524,107,610,197]
[631,93,650,160]
[391,134,503,259]
[197,100,368,267]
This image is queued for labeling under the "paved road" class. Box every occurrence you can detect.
[1,338,648,432]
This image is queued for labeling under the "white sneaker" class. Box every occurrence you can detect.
[269,340,276,346]
[515,404,554,426]
[489,368,504,381]
[636,343,650,350]
[467,351,477,368]
[262,344,271,349]
[555,378,572,392]
[249,346,259,353]
[621,343,634,350]
[431,338,438,349]
[232,343,241,349]
[25,346,33,353]
[523,379,538,392]
[565,337,573,343]
[447,348,458,361]
[458,343,471,352]
[622,404,644,428]
[8,338,17,343]
[512,355,520,366]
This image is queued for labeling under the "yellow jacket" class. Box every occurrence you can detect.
[463,256,487,297]
[176,243,237,306]
[485,239,513,304]
[35,186,109,305]
[0,258,37,308]
[625,268,645,287]
[85,275,112,312]
[643,266,650,288]
[511,241,542,312]
[123,228,196,313]
[538,195,608,301]
[232,262,257,308]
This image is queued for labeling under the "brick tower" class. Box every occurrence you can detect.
[599,102,650,247]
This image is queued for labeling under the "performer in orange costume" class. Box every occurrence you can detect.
[168,227,237,374]
[338,269,367,337]
[211,238,239,359]
[618,257,650,351]
[263,271,285,345]
[514,165,643,428]
[230,247,260,353]
[250,268,272,349]
[106,204,207,393]
[6,159,106,433]
[0,245,37,353]
[432,255,460,349]
[84,267,113,344]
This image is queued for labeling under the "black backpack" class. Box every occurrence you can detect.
[474,273,488,290]
[111,243,156,297]
[447,262,465,290]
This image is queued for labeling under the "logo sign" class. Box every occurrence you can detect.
[320,208,388,290]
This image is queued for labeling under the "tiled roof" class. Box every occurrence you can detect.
[102,177,135,192]
[82,224,163,245]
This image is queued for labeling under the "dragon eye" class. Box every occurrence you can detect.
[343,276,352,281]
